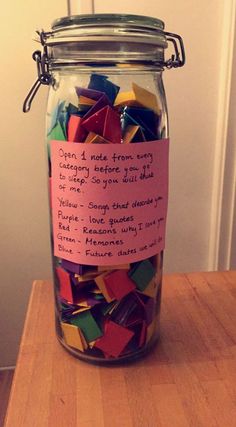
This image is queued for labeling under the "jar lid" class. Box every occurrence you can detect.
[38,14,186,69]
[42,14,168,56]
[49,14,167,48]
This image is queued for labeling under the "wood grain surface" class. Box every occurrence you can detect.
[5,271,236,427]
[0,370,14,427]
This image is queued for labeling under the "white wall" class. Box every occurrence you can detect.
[218,11,236,270]
[0,1,67,367]
[94,0,227,272]
[0,0,234,366]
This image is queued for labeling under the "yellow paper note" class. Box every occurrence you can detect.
[85,132,96,143]
[85,132,110,144]
[91,288,102,294]
[146,319,157,344]
[77,298,90,307]
[123,125,140,144]
[114,90,141,107]
[97,263,130,272]
[61,322,85,352]
[132,82,161,114]
[141,277,160,299]
[72,307,90,315]
[78,95,96,105]
[74,271,99,282]
[88,340,96,349]
[79,329,88,350]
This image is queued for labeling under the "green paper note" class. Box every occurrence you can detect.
[71,310,102,343]
[129,259,156,292]
[48,121,66,141]
[47,121,66,158]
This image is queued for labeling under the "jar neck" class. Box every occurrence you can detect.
[49,63,164,74]
[48,41,165,70]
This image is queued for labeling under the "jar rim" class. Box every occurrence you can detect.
[51,14,165,32]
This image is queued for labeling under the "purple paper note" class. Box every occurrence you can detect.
[145,298,155,325]
[75,87,105,101]
[83,94,111,120]
[61,259,95,275]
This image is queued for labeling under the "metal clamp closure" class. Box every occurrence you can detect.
[23,29,185,112]
[23,31,51,113]
[164,32,185,68]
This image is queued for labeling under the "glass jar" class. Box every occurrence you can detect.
[24,14,185,364]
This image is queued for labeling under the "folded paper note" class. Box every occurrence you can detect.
[97,264,130,272]
[103,106,121,143]
[85,132,110,144]
[114,91,138,107]
[95,272,115,303]
[132,83,161,114]
[123,125,140,144]
[61,322,85,351]
[70,310,102,342]
[83,94,110,120]
[124,107,157,140]
[48,101,66,134]
[140,276,159,298]
[88,74,120,104]
[128,259,156,291]
[95,320,134,357]
[78,95,96,106]
[75,86,104,101]
[48,121,66,141]
[56,267,73,303]
[104,270,136,300]
[83,106,108,136]
[67,115,87,142]
[61,260,96,276]
[83,105,121,143]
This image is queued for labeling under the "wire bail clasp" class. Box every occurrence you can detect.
[23,31,51,113]
[164,32,185,68]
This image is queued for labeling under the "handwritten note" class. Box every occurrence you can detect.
[50,139,169,265]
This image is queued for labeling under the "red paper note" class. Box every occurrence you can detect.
[67,115,87,142]
[104,270,136,300]
[56,267,73,302]
[103,106,122,143]
[82,106,108,136]
[83,94,110,120]
[95,321,134,357]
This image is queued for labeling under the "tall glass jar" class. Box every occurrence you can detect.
[24,14,185,364]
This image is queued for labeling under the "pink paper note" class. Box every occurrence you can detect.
[50,139,169,265]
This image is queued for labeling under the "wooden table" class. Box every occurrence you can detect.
[5,271,236,427]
